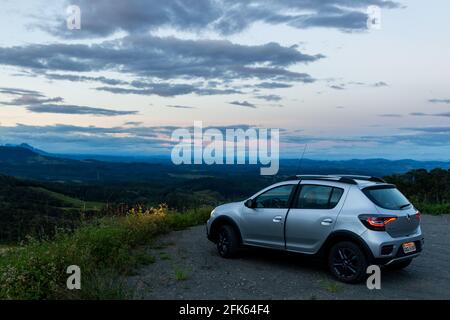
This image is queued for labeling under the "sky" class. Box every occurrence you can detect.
[0,0,449,160]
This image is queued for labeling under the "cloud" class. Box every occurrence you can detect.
[27,104,137,116]
[229,100,257,108]
[410,112,450,117]
[254,82,293,89]
[330,85,345,90]
[42,73,128,86]
[46,0,400,39]
[255,94,282,102]
[1,94,63,106]
[166,105,196,109]
[410,112,427,116]
[401,126,450,133]
[0,35,322,82]
[124,121,143,126]
[378,113,402,117]
[0,87,44,96]
[373,81,389,87]
[429,99,450,104]
[96,83,242,97]
[343,81,389,88]
[0,87,137,116]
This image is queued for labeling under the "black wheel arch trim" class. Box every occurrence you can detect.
[318,230,375,262]
[208,215,243,244]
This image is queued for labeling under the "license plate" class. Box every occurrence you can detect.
[402,242,416,254]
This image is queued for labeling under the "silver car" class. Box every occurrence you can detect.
[207,175,424,283]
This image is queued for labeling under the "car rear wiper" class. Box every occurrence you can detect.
[399,203,412,209]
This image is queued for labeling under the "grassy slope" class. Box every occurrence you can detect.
[29,187,103,211]
[0,205,211,300]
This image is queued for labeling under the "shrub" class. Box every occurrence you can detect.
[0,205,211,299]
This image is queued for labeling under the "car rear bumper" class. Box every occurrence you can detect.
[384,252,421,265]
[361,227,424,264]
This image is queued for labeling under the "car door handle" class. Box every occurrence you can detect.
[321,218,333,226]
[273,216,283,223]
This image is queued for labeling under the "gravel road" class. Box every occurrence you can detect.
[128,214,450,299]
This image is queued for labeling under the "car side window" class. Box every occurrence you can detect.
[254,185,294,209]
[296,185,344,209]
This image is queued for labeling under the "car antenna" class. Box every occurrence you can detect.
[295,144,308,175]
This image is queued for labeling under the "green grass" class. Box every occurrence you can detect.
[415,202,450,215]
[0,205,210,300]
[174,268,190,281]
[320,279,343,294]
[30,187,104,211]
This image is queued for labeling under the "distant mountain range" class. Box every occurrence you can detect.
[0,144,448,182]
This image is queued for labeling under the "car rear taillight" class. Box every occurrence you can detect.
[359,215,398,231]
[415,211,421,221]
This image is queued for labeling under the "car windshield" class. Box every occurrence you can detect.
[362,186,411,210]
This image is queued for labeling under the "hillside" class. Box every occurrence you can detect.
[0,145,448,183]
[0,174,102,242]
[0,146,179,182]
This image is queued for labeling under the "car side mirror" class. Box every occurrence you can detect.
[244,199,255,209]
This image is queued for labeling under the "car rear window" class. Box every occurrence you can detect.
[362,185,411,210]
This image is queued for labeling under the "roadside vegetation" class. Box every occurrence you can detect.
[0,205,210,299]
[385,168,450,215]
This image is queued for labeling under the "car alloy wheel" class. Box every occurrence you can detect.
[217,229,231,256]
[331,247,360,280]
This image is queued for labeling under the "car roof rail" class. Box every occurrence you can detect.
[284,175,358,185]
[334,175,386,183]
[283,174,385,185]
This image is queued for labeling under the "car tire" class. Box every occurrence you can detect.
[328,241,368,284]
[386,258,412,271]
[217,225,239,258]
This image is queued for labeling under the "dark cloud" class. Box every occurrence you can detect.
[48,0,400,39]
[0,87,137,116]
[0,35,322,81]
[229,100,257,108]
[429,99,450,104]
[27,104,137,116]
[0,87,43,96]
[0,35,321,97]
[96,83,242,97]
